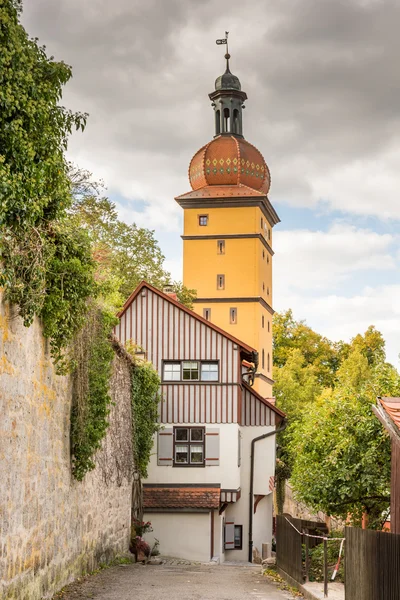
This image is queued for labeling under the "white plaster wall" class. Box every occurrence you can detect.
[253,494,273,556]
[143,512,211,563]
[240,426,276,495]
[146,423,241,489]
[221,426,276,562]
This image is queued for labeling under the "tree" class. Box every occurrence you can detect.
[289,349,400,527]
[68,165,196,309]
[0,0,94,370]
[273,310,343,387]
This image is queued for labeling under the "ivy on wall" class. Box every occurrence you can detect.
[127,342,161,479]
[70,307,117,481]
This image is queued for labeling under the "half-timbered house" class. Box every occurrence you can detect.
[115,281,285,563]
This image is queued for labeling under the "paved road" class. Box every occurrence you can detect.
[58,563,293,600]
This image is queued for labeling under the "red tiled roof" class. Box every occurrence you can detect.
[379,397,400,432]
[143,486,220,510]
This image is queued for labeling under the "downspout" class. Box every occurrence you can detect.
[248,419,287,563]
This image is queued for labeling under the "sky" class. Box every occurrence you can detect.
[22,0,400,366]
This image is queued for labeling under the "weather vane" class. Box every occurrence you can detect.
[216,31,230,56]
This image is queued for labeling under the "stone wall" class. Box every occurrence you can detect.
[0,296,134,600]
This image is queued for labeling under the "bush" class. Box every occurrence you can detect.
[307,532,345,583]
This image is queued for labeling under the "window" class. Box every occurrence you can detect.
[262,315,265,328]
[262,282,265,292]
[217,240,225,254]
[268,229,271,241]
[234,525,243,549]
[268,320,270,333]
[174,427,205,466]
[163,362,181,381]
[262,349,265,370]
[262,250,265,260]
[163,361,219,382]
[261,217,263,229]
[217,274,225,290]
[215,109,221,135]
[223,107,230,132]
[267,287,270,296]
[199,215,208,226]
[230,307,237,324]
[201,362,219,381]
[203,308,211,321]
[267,353,270,372]
[267,255,270,264]
[182,361,199,381]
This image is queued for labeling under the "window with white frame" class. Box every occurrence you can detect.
[200,362,219,381]
[163,362,181,381]
[163,361,219,382]
[174,427,205,466]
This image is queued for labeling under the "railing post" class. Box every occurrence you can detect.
[304,529,310,583]
[324,537,328,597]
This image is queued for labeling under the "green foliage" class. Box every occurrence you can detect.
[273,310,400,525]
[288,349,400,522]
[307,534,345,583]
[127,343,161,478]
[0,0,86,227]
[71,308,117,481]
[68,165,196,309]
[0,1,93,371]
[273,309,343,387]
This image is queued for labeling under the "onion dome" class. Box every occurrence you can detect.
[215,56,241,91]
[189,135,271,194]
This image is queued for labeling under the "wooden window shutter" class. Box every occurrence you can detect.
[224,519,235,550]
[157,428,173,466]
[205,428,220,466]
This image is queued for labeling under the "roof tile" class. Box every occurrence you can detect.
[143,486,220,510]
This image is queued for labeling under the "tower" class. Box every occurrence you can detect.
[175,52,280,398]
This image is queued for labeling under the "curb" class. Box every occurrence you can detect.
[276,567,320,600]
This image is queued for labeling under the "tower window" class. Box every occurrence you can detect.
[217,240,225,254]
[203,308,211,321]
[262,349,265,370]
[267,353,270,373]
[215,109,221,135]
[263,282,265,292]
[268,229,271,240]
[199,215,208,226]
[267,287,270,296]
[217,274,225,290]
[223,107,230,132]
[262,315,264,328]
[261,217,263,229]
[267,255,270,264]
[262,250,265,260]
[230,308,237,324]
[268,320,270,333]
[232,109,239,134]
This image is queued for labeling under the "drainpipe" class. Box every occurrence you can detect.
[248,419,287,563]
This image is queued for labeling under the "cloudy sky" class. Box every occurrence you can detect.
[22,0,400,365]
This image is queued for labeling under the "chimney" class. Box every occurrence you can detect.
[163,285,178,301]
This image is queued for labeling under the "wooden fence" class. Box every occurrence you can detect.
[276,515,329,584]
[276,515,303,582]
[345,527,400,600]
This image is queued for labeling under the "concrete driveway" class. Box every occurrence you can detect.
[56,562,294,600]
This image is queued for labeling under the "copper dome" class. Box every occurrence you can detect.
[189,135,271,195]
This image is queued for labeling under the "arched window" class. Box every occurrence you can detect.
[232,109,239,134]
[223,108,230,132]
[215,110,221,135]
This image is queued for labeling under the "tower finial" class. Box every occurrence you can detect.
[216,31,230,70]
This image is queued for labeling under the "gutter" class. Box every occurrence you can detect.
[248,419,287,563]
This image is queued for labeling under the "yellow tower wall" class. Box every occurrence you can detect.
[182,205,275,398]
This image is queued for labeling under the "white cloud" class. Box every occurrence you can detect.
[275,285,400,367]
[274,223,397,293]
